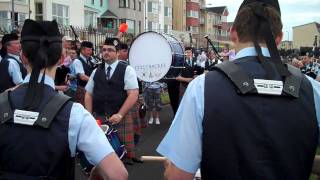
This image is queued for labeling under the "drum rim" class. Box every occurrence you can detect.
[128,31,185,82]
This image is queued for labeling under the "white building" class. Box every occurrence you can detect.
[0,0,85,32]
[145,0,172,33]
[0,0,29,32]
[30,0,85,27]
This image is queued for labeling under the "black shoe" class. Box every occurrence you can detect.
[132,157,143,163]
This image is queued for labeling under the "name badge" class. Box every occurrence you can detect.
[14,109,39,126]
[254,79,283,96]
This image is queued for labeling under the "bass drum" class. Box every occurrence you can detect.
[129,31,185,82]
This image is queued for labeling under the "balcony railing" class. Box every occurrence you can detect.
[0,18,24,33]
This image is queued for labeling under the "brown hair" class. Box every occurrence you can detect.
[233,3,282,43]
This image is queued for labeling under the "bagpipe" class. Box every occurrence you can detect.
[204,35,224,71]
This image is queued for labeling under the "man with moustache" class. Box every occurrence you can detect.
[73,41,96,105]
[0,33,27,93]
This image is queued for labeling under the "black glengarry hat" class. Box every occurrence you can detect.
[1,33,19,45]
[80,41,93,49]
[104,37,120,48]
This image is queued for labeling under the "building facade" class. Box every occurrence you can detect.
[145,0,172,33]
[107,0,145,35]
[172,0,186,32]
[84,0,108,28]
[0,0,29,32]
[293,22,320,49]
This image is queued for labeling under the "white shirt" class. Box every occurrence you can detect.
[85,60,139,95]
[22,74,114,165]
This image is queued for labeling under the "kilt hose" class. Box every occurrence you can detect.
[116,111,135,158]
[75,86,86,106]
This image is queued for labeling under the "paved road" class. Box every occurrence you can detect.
[75,105,174,180]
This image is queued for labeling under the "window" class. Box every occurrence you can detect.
[148,2,158,13]
[119,0,130,8]
[52,3,69,26]
[120,19,135,33]
[138,21,141,33]
[133,0,136,10]
[187,26,199,33]
[138,1,142,11]
[187,10,199,18]
[148,21,158,31]
[0,11,9,19]
[164,7,172,17]
[18,13,26,23]
[84,10,97,27]
[100,0,103,6]
[35,2,43,21]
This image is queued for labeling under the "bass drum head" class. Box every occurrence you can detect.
[129,32,172,82]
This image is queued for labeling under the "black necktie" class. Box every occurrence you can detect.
[106,66,112,80]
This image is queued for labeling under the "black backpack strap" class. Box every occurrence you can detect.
[214,61,256,94]
[0,91,13,124]
[283,64,303,98]
[35,93,71,128]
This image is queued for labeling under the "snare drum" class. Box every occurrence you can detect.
[77,124,126,175]
[129,31,185,82]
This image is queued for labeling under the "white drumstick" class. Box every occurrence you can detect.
[140,156,167,162]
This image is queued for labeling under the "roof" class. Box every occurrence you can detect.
[206,6,227,14]
[292,22,320,29]
[100,10,117,18]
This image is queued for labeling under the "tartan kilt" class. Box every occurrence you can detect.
[75,86,86,106]
[131,103,141,136]
[116,112,135,158]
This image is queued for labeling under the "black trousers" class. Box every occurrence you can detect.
[166,81,180,115]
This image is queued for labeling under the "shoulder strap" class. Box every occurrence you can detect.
[0,91,13,124]
[35,93,71,128]
[214,61,256,94]
[283,64,302,98]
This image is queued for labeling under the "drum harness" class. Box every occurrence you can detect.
[0,87,71,179]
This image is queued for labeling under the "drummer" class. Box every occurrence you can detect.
[84,37,141,165]
[175,46,195,100]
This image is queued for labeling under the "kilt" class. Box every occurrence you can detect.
[75,86,86,106]
[116,112,135,158]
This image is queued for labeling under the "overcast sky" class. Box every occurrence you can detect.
[207,0,320,40]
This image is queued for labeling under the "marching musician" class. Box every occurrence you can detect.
[84,37,141,165]
[0,19,127,180]
[73,41,96,105]
[0,33,27,93]
[175,46,195,100]
[157,0,320,179]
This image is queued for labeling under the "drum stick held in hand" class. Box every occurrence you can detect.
[140,156,167,162]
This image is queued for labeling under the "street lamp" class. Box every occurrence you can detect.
[285,31,289,41]
[11,0,15,28]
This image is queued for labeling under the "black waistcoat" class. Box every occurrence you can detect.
[0,55,27,93]
[0,85,74,180]
[93,62,127,116]
[201,57,318,180]
[77,57,95,87]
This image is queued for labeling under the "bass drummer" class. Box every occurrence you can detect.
[175,46,196,100]
[84,37,141,165]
